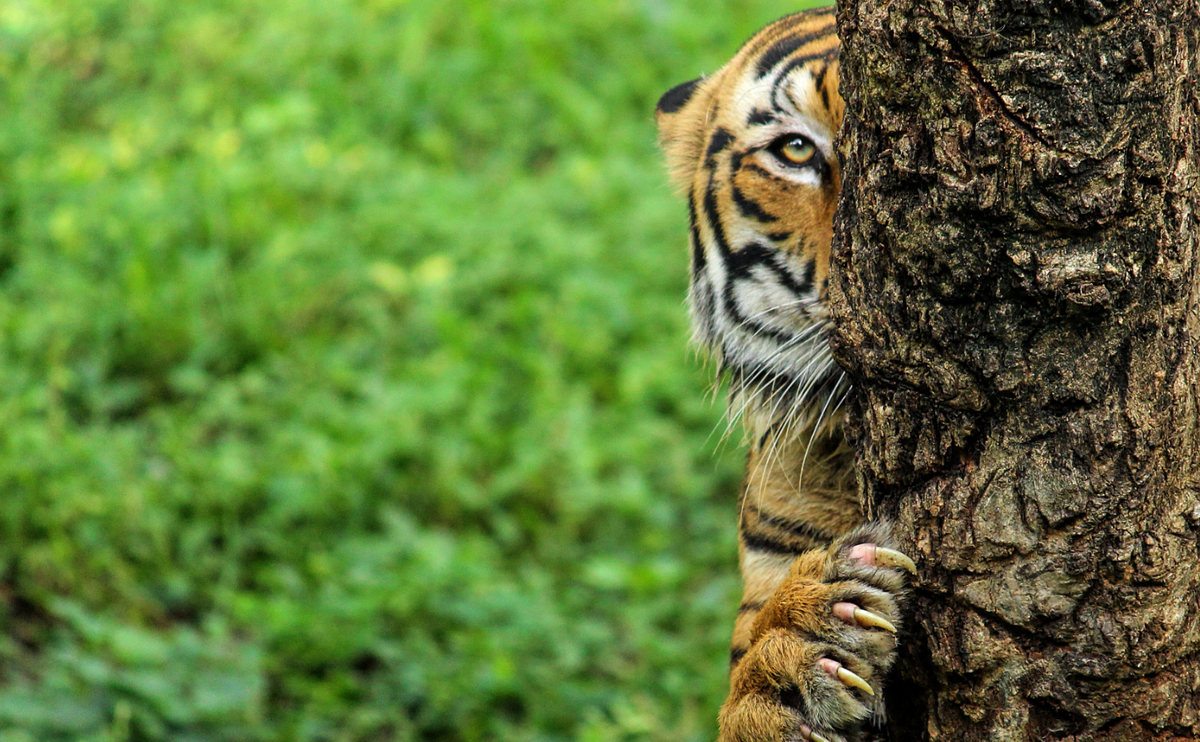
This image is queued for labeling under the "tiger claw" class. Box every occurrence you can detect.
[836,666,875,696]
[874,546,917,575]
[853,607,897,633]
[800,727,833,742]
[818,658,875,696]
[832,602,897,633]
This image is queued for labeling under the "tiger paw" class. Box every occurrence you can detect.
[718,523,914,742]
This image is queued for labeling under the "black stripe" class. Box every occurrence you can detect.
[755,24,837,78]
[705,127,735,166]
[738,600,766,614]
[774,47,840,88]
[686,195,716,341]
[657,78,700,114]
[724,242,776,277]
[730,647,747,667]
[813,63,829,94]
[726,242,814,297]
[700,177,787,345]
[814,62,832,111]
[701,182,730,255]
[747,108,777,126]
[801,257,817,291]
[720,277,796,346]
[741,529,806,555]
[687,196,705,276]
[751,505,836,545]
[701,176,799,346]
[691,277,716,342]
[703,181,783,323]
[731,185,776,223]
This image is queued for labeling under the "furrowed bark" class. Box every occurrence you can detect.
[830,1,1200,740]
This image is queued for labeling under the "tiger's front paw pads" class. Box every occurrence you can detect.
[719,525,913,742]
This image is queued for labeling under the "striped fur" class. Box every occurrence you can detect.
[656,9,910,741]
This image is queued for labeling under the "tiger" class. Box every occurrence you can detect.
[655,8,917,742]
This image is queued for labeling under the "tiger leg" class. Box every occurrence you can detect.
[720,523,912,742]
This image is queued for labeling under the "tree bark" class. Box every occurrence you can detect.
[830,1,1200,740]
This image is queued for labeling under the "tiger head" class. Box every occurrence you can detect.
[656,9,846,431]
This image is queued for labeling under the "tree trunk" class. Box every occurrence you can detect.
[830,1,1200,740]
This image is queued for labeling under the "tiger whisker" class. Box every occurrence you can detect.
[798,368,845,491]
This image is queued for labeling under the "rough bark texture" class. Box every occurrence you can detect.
[830,1,1200,740]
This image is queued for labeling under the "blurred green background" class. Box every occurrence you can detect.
[0,0,821,739]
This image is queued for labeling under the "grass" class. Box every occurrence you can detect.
[0,0,822,739]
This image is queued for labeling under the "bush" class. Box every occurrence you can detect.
[0,0,819,739]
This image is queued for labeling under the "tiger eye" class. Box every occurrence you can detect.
[779,137,815,165]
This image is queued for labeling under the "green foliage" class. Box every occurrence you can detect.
[0,0,820,739]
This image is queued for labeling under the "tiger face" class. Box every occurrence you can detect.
[654,14,917,741]
[656,9,845,424]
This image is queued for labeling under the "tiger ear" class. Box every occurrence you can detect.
[656,78,701,117]
[656,77,709,192]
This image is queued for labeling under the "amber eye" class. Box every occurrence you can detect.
[768,135,817,167]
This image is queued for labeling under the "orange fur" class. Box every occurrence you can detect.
[656,8,912,741]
